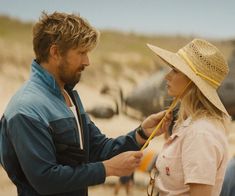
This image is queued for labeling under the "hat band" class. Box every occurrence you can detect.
[177,49,220,88]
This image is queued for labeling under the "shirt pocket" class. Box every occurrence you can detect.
[49,117,78,144]
[157,154,185,189]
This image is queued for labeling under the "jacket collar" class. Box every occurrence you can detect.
[30,60,62,97]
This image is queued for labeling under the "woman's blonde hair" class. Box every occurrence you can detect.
[176,83,230,131]
[33,11,99,63]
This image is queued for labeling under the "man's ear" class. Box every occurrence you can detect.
[49,44,61,61]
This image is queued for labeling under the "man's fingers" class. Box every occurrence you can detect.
[163,111,173,125]
[153,111,166,119]
[135,159,142,165]
[132,151,143,159]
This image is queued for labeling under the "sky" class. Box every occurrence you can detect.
[0,0,235,40]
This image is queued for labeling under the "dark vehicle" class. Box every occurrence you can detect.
[89,69,171,120]
[123,69,171,119]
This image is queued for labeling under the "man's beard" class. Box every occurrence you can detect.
[58,63,82,88]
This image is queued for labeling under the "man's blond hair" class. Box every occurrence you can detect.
[33,12,99,63]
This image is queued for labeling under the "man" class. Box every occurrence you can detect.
[0,12,169,196]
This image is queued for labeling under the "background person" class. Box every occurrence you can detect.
[220,156,235,196]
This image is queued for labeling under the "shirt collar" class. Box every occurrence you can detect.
[168,116,192,141]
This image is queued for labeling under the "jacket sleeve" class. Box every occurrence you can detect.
[7,113,106,195]
[87,115,141,162]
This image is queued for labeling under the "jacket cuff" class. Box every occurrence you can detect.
[89,162,106,185]
[127,130,142,150]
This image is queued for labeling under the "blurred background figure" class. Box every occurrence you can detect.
[220,156,235,196]
[114,174,134,196]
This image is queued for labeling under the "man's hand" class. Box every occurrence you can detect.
[141,110,173,138]
[103,151,143,177]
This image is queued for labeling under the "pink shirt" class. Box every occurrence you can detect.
[155,117,229,196]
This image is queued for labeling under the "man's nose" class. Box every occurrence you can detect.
[83,54,90,66]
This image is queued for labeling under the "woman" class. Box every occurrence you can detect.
[147,39,231,196]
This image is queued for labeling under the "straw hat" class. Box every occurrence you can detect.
[147,39,229,116]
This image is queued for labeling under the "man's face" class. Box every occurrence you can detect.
[58,47,90,87]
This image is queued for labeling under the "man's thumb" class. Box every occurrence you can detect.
[133,151,143,158]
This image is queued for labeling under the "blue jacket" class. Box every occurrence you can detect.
[0,60,141,196]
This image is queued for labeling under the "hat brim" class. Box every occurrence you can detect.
[147,43,229,116]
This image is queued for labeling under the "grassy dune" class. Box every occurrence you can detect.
[0,15,32,43]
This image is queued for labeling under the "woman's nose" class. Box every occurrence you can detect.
[165,71,172,80]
